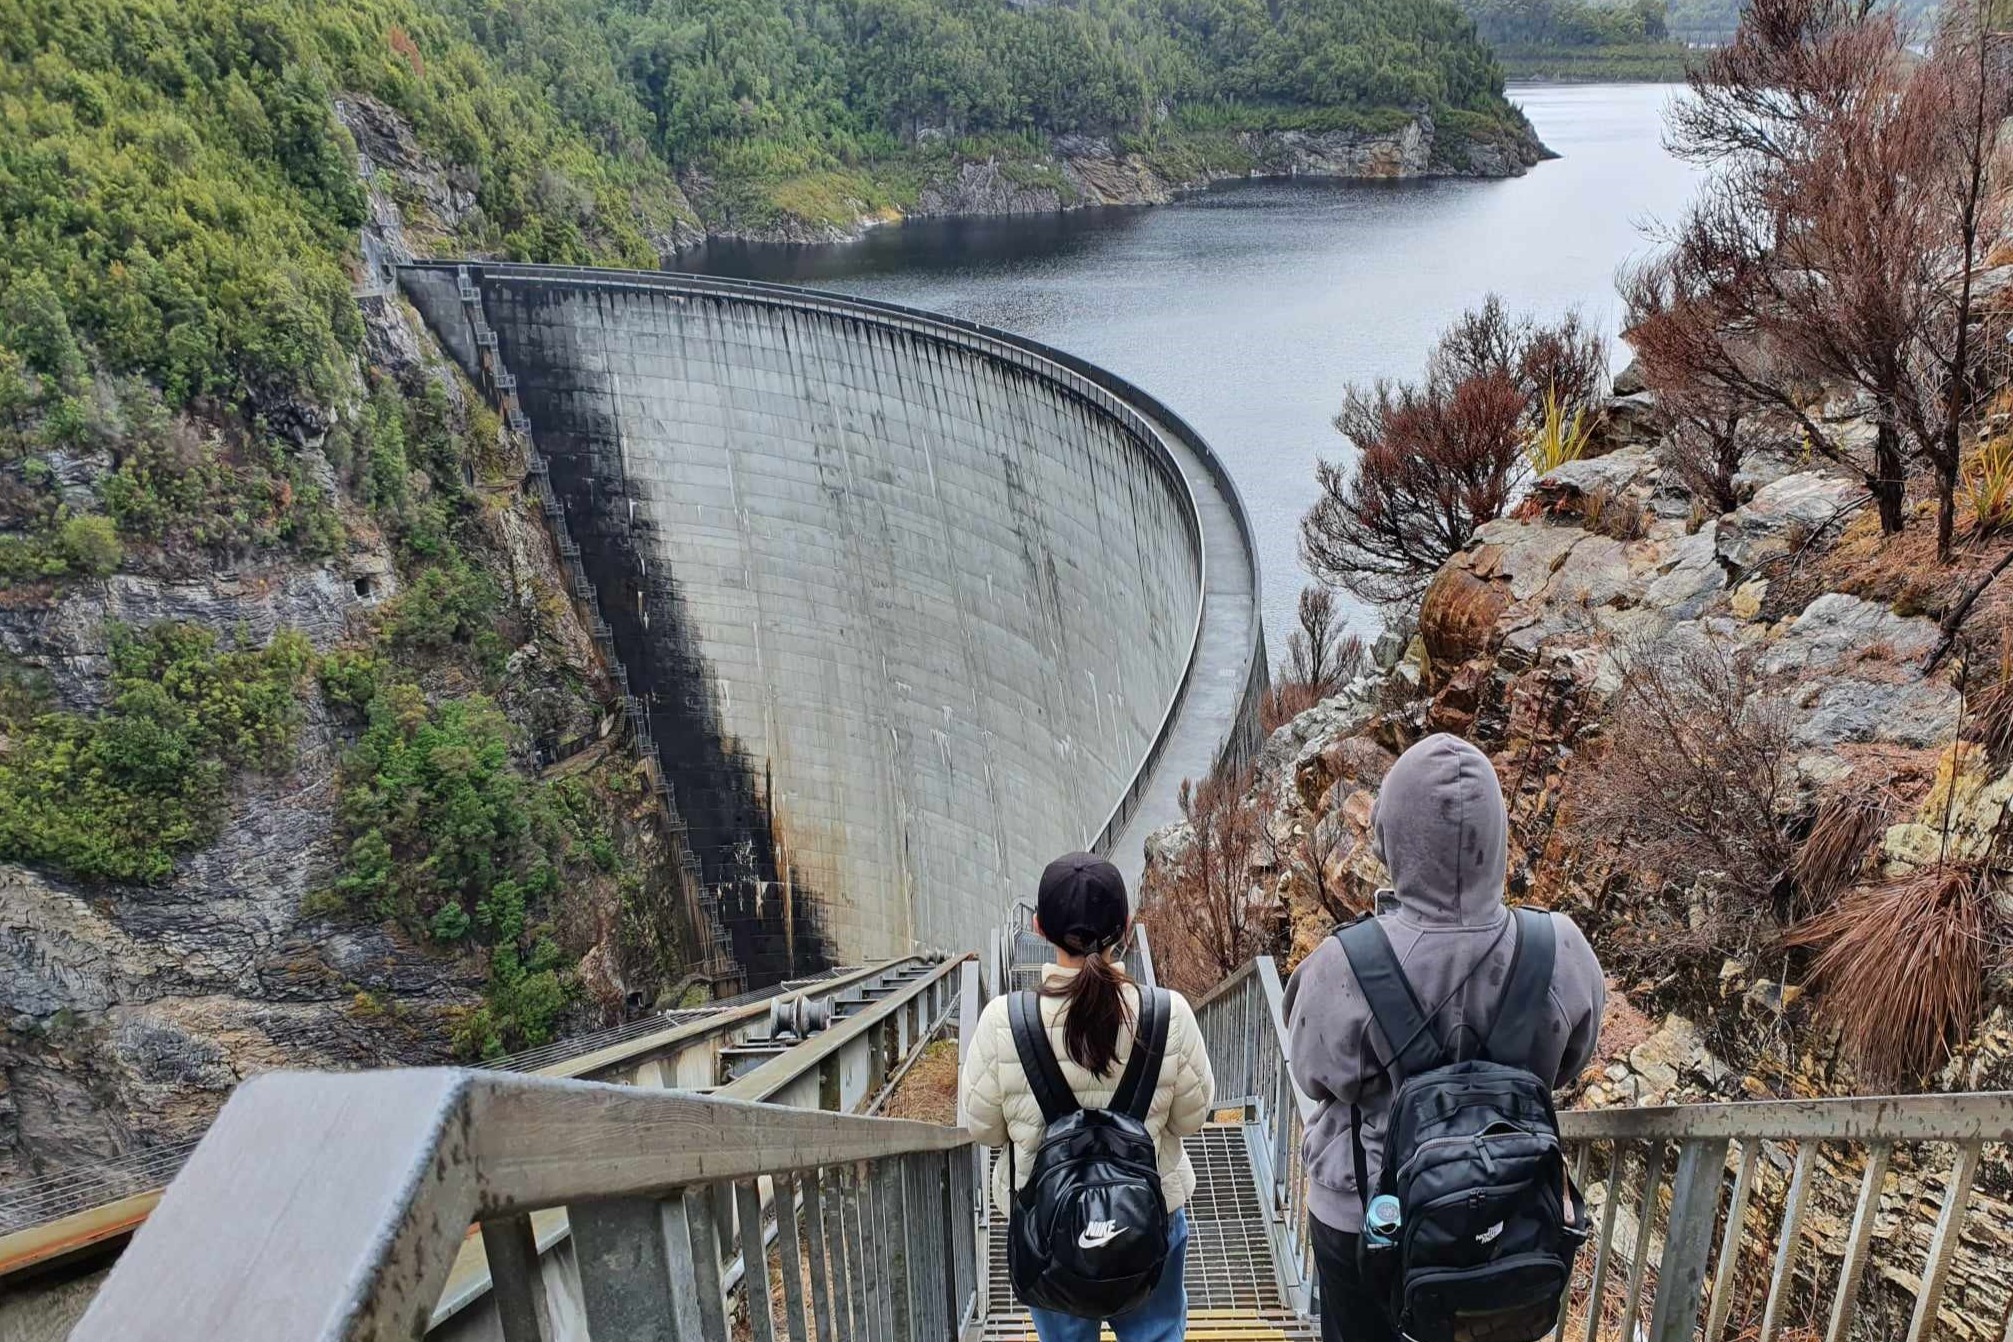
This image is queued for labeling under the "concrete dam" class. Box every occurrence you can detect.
[403,265,1265,981]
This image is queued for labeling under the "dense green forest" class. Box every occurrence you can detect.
[1662,0,1939,42]
[1459,0,1940,81]
[1459,0,1691,79]
[0,0,1531,427]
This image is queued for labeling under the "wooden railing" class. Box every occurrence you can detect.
[68,1068,975,1342]
[1196,955,2013,1342]
[425,954,968,1332]
[0,959,922,1286]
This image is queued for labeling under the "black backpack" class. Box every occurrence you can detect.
[1338,908,1589,1342]
[1006,985,1173,1319]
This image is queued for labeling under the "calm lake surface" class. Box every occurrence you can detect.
[680,83,1705,641]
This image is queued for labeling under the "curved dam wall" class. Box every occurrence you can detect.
[404,265,1235,976]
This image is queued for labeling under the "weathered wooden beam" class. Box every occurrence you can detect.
[1561,1093,2013,1144]
[68,1069,968,1342]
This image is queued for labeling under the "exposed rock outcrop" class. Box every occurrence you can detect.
[734,113,1548,241]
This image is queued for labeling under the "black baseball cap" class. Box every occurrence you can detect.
[1036,852,1130,955]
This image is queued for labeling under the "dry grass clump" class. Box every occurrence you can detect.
[1578,485,1651,542]
[1965,434,2013,536]
[1789,868,1988,1087]
[1791,790,1889,913]
[1968,625,2013,764]
[883,1039,960,1125]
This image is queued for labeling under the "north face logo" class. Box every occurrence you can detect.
[1077,1221,1124,1250]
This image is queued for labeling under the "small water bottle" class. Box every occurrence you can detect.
[1364,1195,1403,1250]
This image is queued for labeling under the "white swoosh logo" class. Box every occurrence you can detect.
[1078,1221,1123,1249]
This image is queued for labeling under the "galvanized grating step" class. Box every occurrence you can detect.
[975,1308,1319,1340]
[980,1124,1315,1338]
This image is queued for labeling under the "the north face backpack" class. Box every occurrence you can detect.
[1006,985,1172,1319]
[1337,907,1590,1342]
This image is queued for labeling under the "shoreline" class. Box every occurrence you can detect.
[675,113,1554,248]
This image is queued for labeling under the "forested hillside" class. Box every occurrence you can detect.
[0,0,1537,1191]
[1460,0,1691,79]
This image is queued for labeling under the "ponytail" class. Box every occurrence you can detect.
[1041,949,1135,1076]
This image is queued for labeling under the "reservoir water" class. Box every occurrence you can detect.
[681,83,1705,643]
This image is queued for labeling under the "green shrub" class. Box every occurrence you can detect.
[99,390,343,558]
[429,901,472,941]
[56,514,120,576]
[0,622,311,882]
[318,647,386,719]
[326,678,594,1055]
[380,557,501,658]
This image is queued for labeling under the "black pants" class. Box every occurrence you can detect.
[1311,1218,1401,1342]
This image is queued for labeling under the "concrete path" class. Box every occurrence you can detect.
[1106,398,1263,893]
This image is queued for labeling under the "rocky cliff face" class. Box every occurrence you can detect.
[703,112,1549,243]
[909,116,1547,220]
[0,106,692,1196]
[1142,393,2013,1338]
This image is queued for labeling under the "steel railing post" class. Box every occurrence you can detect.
[1650,1139,1730,1342]
[480,1213,550,1342]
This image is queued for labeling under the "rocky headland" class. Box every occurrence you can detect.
[1141,371,2013,1338]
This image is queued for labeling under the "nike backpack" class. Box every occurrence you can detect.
[1006,985,1172,1319]
[1338,907,1590,1342]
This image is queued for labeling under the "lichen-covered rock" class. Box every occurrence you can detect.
[1882,746,2013,873]
[1253,677,1383,789]
[0,566,367,713]
[1751,593,1961,749]
[1762,592,1942,672]
[1716,471,1862,573]
[1537,445,1656,502]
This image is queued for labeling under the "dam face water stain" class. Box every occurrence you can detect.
[494,284,832,988]
[415,271,1210,978]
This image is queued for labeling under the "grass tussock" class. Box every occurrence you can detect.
[1969,624,2013,765]
[883,1040,960,1125]
[1790,868,1988,1088]
[1791,790,1889,913]
[1966,434,2013,536]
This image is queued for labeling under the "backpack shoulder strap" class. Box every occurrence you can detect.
[1009,990,1078,1125]
[1334,918,1446,1080]
[1483,908,1557,1069]
[1110,986,1170,1121]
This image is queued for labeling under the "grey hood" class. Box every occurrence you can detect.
[1288,733,1605,1233]
[1370,733,1508,928]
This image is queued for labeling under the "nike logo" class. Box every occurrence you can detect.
[1078,1220,1124,1249]
[1476,1222,1505,1245]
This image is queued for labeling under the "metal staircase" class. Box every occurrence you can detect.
[53,915,2013,1342]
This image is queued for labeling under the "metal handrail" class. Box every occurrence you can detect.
[1198,954,2013,1342]
[69,1070,974,1342]
[424,955,965,1328]
[0,961,915,1286]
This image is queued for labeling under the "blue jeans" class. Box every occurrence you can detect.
[1028,1209,1191,1342]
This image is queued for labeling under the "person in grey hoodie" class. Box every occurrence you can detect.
[1283,733,1605,1342]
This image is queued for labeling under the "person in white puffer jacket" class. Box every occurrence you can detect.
[961,853,1215,1342]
